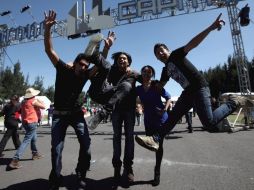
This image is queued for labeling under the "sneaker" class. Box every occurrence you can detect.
[228,94,251,107]
[135,135,159,152]
[87,110,107,130]
[9,159,22,169]
[32,152,44,160]
[84,33,104,57]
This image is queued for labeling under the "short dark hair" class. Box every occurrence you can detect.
[11,95,19,101]
[153,43,169,56]
[111,52,132,66]
[141,65,155,79]
[73,53,89,65]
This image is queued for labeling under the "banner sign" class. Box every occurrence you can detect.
[0,0,242,46]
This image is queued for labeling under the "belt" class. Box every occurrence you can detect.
[53,110,72,115]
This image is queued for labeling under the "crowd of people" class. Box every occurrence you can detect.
[0,10,253,190]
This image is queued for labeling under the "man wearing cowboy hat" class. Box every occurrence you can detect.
[9,87,46,169]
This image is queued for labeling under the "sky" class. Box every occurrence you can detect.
[0,0,253,97]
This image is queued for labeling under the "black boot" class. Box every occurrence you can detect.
[48,171,63,190]
[152,168,160,186]
[76,169,87,190]
[114,167,121,181]
[188,126,193,133]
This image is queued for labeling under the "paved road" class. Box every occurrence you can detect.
[0,117,254,190]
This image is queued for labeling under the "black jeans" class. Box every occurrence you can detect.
[185,112,192,128]
[155,138,164,172]
[111,108,135,170]
[88,55,133,109]
[162,87,237,135]
[49,110,91,180]
[0,127,21,154]
[90,80,133,110]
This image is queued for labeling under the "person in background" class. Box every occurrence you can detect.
[8,88,45,169]
[135,103,143,126]
[47,104,54,126]
[36,107,42,127]
[0,95,21,158]
[185,108,193,133]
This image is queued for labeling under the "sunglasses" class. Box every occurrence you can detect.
[78,61,90,69]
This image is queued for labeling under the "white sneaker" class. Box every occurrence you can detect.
[135,135,159,152]
[84,33,104,56]
[228,95,249,107]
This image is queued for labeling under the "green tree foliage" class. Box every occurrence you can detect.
[203,56,253,98]
[32,76,45,95]
[249,58,254,90]
[44,85,55,102]
[0,61,28,99]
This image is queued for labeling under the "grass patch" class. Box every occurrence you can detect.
[227,113,246,124]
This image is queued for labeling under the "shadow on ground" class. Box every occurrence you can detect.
[3,174,153,190]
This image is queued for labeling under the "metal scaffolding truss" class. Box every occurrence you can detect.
[110,0,221,26]
[227,1,252,95]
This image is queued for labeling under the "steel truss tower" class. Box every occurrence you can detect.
[0,47,5,77]
[227,1,252,95]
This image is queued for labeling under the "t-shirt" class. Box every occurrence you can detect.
[21,97,38,124]
[1,103,21,127]
[53,59,89,111]
[160,47,208,91]
[136,83,171,134]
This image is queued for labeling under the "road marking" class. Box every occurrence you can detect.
[96,157,228,169]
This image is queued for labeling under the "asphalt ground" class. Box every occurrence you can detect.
[0,116,254,190]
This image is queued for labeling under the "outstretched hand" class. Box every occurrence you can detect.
[209,13,225,31]
[104,31,116,49]
[44,10,57,29]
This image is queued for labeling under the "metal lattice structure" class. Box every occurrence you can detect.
[0,47,5,77]
[226,1,252,95]
[110,0,221,26]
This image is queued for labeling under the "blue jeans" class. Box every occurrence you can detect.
[163,87,237,134]
[111,109,135,170]
[13,122,38,160]
[49,111,91,179]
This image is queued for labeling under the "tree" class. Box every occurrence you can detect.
[44,85,55,102]
[203,55,254,98]
[0,61,27,99]
[32,76,45,95]
[12,61,28,96]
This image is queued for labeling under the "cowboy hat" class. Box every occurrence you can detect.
[24,87,40,99]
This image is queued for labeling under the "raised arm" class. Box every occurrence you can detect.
[33,99,46,109]
[184,13,225,53]
[44,10,59,66]
[102,31,116,58]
